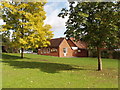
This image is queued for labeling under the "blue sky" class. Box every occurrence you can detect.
[0,2,69,38]
[44,2,69,38]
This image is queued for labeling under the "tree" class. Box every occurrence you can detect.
[58,2,120,71]
[1,0,53,58]
[1,31,11,52]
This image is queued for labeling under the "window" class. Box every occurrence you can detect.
[41,49,43,54]
[78,50,81,52]
[47,48,50,53]
[51,48,57,52]
[54,49,57,52]
[43,48,46,54]
[63,48,67,53]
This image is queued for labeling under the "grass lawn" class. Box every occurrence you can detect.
[1,53,118,88]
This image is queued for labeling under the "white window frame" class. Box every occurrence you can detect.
[63,48,67,53]
[78,50,81,52]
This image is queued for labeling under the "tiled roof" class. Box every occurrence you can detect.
[48,37,87,49]
[49,38,64,48]
[68,38,87,49]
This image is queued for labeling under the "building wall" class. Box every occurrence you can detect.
[38,48,59,57]
[71,49,88,57]
[38,39,88,57]
[67,39,76,47]
[67,39,88,57]
[59,39,73,57]
[73,49,88,57]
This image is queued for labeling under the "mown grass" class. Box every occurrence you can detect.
[1,53,118,88]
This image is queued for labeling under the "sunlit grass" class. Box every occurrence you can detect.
[2,53,118,88]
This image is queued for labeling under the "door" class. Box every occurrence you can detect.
[63,48,67,56]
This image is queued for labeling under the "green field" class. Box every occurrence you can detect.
[1,53,118,88]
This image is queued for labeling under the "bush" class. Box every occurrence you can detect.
[112,51,120,59]
[89,49,120,59]
[89,49,109,58]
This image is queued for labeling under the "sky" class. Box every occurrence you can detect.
[44,2,69,38]
[0,2,69,38]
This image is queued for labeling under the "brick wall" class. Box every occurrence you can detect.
[59,39,73,57]
[76,49,88,57]
[38,38,88,57]
[38,48,59,57]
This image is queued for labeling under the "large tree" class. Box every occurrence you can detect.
[1,0,53,58]
[58,2,120,71]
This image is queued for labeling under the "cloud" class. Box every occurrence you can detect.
[44,2,68,38]
[0,2,69,38]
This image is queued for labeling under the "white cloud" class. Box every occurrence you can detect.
[47,0,68,2]
[44,2,69,38]
[45,9,67,29]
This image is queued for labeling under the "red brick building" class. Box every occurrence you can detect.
[38,38,88,57]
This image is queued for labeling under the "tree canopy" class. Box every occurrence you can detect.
[58,2,120,70]
[1,1,53,58]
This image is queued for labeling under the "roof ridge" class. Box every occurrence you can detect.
[68,38,87,49]
[51,37,65,40]
[58,38,65,47]
[49,38,65,48]
[67,38,78,47]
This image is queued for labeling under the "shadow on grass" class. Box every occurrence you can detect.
[2,60,87,73]
[2,54,96,73]
[2,53,30,60]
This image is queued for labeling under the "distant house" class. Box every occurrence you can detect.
[38,37,88,57]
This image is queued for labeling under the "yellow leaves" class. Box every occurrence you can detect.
[44,24,52,30]
[25,12,32,18]
[1,1,54,49]
[2,2,9,8]
[0,5,3,9]
[30,37,34,42]
[2,24,13,31]
[2,2,17,12]
[35,45,39,48]
[18,10,26,15]
[43,44,47,47]
[39,11,46,16]
[0,28,7,32]
[27,46,31,48]
[46,41,50,45]
[19,38,28,44]
[17,3,29,9]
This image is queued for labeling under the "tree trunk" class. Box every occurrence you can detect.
[88,49,91,57]
[21,48,24,58]
[97,47,102,71]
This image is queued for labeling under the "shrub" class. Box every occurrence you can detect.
[112,51,120,59]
